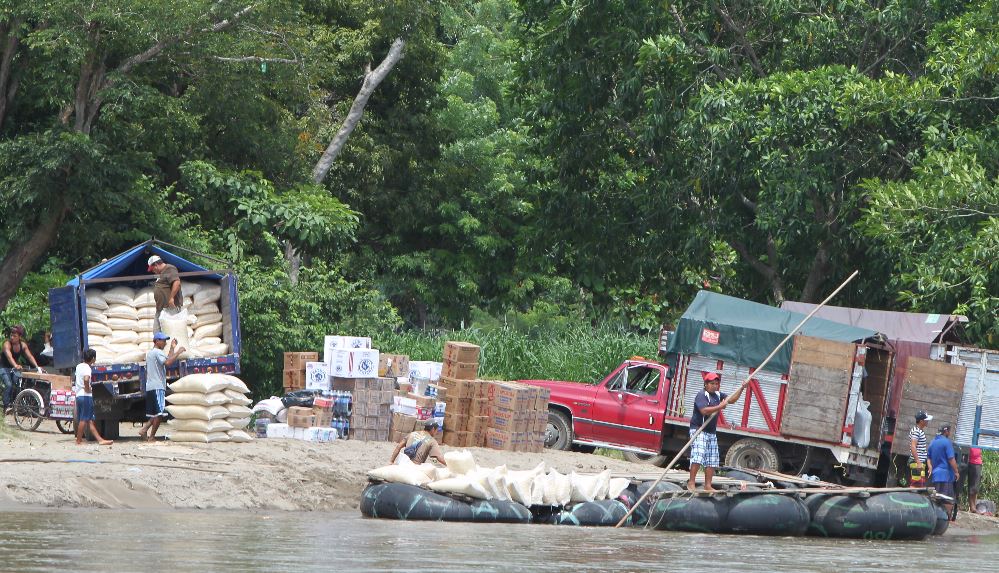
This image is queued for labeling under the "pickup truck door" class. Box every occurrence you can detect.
[589,363,667,452]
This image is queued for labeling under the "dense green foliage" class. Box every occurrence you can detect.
[1,0,997,389]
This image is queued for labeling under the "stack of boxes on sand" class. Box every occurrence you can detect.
[282,351,318,392]
[165,373,254,442]
[83,282,229,364]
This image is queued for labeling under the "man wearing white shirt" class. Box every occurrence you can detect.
[75,348,113,446]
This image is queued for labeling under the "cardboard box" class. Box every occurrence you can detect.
[314,409,333,428]
[409,361,442,382]
[467,415,489,435]
[440,377,474,399]
[441,360,478,380]
[415,406,434,421]
[425,384,447,400]
[305,362,331,391]
[443,396,471,415]
[488,382,533,411]
[443,341,481,364]
[489,407,518,431]
[282,369,305,390]
[535,387,551,410]
[287,407,316,428]
[284,352,319,371]
[19,371,73,391]
[485,428,515,450]
[444,412,468,432]
[331,377,361,392]
[392,413,419,433]
[329,349,380,378]
[392,395,418,416]
[469,398,489,418]
[397,382,413,394]
[323,335,372,365]
[378,354,410,377]
[390,430,407,443]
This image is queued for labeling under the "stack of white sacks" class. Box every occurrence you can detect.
[84,281,229,364]
[368,451,630,506]
[164,373,254,443]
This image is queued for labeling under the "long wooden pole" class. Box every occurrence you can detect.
[614,270,860,527]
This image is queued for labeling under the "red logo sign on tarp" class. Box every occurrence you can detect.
[701,328,720,345]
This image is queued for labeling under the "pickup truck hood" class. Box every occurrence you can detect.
[518,378,596,405]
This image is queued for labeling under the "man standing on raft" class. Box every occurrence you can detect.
[687,371,744,492]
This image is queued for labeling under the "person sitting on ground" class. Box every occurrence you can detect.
[138,332,185,441]
[75,348,113,446]
[2,325,45,413]
[687,371,744,492]
[390,420,448,466]
[928,424,959,520]
[968,446,983,514]
[909,410,933,487]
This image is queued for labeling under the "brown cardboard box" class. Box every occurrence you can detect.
[332,377,362,391]
[397,382,413,394]
[378,377,396,392]
[488,382,533,411]
[314,409,333,428]
[443,397,471,415]
[392,413,418,433]
[442,360,478,380]
[443,341,481,364]
[455,431,472,447]
[469,398,490,418]
[409,393,435,408]
[470,428,487,447]
[390,430,407,443]
[283,369,305,390]
[379,354,410,377]
[284,352,319,371]
[485,428,515,450]
[19,371,73,390]
[535,387,551,410]
[444,412,468,432]
[442,431,459,446]
[489,407,517,431]
[287,406,316,428]
[440,377,475,399]
[466,415,489,435]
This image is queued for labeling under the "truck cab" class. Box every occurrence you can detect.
[522,358,669,455]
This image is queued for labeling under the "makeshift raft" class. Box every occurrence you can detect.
[361,468,950,541]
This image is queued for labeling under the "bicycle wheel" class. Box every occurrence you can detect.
[13,388,44,431]
[56,418,75,434]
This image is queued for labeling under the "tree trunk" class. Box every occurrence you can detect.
[0,18,22,128]
[284,240,302,285]
[731,237,785,303]
[311,38,405,184]
[799,241,831,303]
[0,202,68,311]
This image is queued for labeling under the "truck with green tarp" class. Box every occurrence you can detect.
[520,290,960,485]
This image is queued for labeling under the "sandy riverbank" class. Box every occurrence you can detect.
[2,419,998,537]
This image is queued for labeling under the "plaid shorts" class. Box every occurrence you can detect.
[690,431,720,468]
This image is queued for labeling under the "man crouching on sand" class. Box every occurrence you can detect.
[687,371,743,492]
[75,348,112,446]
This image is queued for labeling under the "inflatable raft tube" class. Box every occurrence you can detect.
[726,494,809,536]
[932,504,950,536]
[627,481,684,526]
[360,482,532,523]
[553,499,632,527]
[807,492,937,540]
[647,495,728,533]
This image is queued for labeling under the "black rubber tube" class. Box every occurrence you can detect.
[932,504,950,536]
[629,481,683,526]
[726,494,810,536]
[553,499,632,526]
[647,495,728,533]
[360,482,473,521]
[468,499,532,523]
[807,492,937,540]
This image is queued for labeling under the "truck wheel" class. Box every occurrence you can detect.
[546,410,573,451]
[724,438,780,472]
[623,452,670,467]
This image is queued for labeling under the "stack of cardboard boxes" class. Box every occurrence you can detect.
[482,381,549,452]
[340,377,395,441]
[283,352,318,392]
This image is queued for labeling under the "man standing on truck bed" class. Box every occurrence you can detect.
[687,371,744,492]
[148,255,183,330]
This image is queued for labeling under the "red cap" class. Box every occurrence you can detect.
[702,371,720,382]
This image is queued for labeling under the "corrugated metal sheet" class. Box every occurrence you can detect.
[949,346,999,450]
[684,355,782,433]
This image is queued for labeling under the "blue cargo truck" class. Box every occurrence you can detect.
[48,240,242,439]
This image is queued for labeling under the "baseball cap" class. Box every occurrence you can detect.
[147,255,163,271]
[915,410,933,422]
[702,371,720,382]
[152,332,170,341]
[424,420,441,431]
[938,425,952,434]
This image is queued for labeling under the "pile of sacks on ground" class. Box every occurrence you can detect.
[368,451,630,506]
[164,373,254,443]
[85,282,229,364]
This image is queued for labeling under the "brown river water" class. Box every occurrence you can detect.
[0,508,995,572]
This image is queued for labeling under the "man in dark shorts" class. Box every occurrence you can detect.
[138,332,185,441]
[75,348,112,446]
[928,425,959,520]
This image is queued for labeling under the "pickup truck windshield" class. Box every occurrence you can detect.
[606,365,660,395]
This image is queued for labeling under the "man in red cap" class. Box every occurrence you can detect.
[147,255,183,329]
[687,370,744,492]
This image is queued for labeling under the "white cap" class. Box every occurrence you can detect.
[147,255,163,270]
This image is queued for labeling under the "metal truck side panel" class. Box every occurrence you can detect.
[49,285,83,370]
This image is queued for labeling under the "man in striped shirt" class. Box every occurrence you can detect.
[908,410,933,487]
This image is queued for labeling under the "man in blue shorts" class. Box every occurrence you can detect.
[138,332,185,441]
[928,424,960,520]
[75,348,113,445]
[687,371,744,492]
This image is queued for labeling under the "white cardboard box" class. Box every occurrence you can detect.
[409,361,443,382]
[323,335,372,365]
[266,423,290,439]
[328,348,380,378]
[305,362,331,391]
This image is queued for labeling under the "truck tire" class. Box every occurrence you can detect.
[546,410,573,451]
[623,452,670,467]
[724,438,780,472]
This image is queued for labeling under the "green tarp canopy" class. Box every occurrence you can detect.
[665,290,880,374]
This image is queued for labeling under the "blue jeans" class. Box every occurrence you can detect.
[1,368,20,408]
